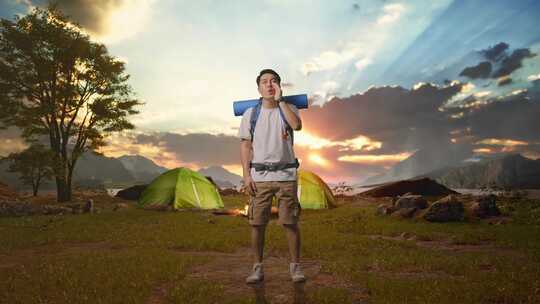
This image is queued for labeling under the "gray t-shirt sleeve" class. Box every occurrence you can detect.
[237,107,253,141]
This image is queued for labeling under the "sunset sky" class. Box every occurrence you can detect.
[1,0,540,183]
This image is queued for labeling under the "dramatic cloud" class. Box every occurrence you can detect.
[462,91,540,143]
[459,61,492,79]
[301,82,464,152]
[497,76,512,86]
[492,48,536,78]
[133,132,241,167]
[459,43,536,80]
[28,0,155,42]
[481,42,509,62]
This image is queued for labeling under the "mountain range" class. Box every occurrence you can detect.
[423,154,540,189]
[362,144,473,186]
[197,166,242,189]
[0,151,243,191]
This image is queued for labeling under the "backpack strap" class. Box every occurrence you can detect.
[249,101,262,142]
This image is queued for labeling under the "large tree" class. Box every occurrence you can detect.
[0,5,143,202]
[1,143,55,196]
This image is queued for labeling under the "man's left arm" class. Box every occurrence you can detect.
[273,82,302,130]
[279,102,302,131]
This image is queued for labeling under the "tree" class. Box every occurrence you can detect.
[0,5,143,202]
[1,144,55,196]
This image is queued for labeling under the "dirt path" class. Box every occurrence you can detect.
[1,242,370,304]
[147,247,371,304]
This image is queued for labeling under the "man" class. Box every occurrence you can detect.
[238,69,305,284]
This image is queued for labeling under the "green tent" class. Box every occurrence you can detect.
[138,167,224,209]
[297,170,335,209]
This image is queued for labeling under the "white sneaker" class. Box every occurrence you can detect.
[246,263,264,284]
[289,263,306,282]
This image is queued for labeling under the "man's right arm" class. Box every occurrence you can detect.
[240,139,256,195]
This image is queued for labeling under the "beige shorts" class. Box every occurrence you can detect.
[247,180,301,226]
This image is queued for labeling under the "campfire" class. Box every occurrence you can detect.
[212,204,279,217]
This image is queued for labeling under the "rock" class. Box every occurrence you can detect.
[395,195,428,210]
[113,202,130,211]
[391,207,417,219]
[400,232,413,239]
[423,195,464,222]
[83,199,94,213]
[470,195,501,218]
[375,204,396,216]
[0,200,43,217]
[42,205,71,215]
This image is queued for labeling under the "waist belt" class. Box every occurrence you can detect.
[250,158,299,172]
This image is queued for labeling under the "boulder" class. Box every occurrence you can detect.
[395,195,428,210]
[83,199,94,213]
[375,204,396,216]
[423,195,464,222]
[113,202,130,211]
[0,201,38,217]
[391,207,418,219]
[470,195,500,218]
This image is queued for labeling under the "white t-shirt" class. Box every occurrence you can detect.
[238,104,300,182]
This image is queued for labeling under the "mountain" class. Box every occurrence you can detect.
[197,166,242,188]
[118,155,168,182]
[362,144,472,186]
[72,151,135,185]
[423,154,540,189]
[0,151,168,191]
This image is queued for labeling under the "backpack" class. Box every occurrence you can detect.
[249,101,294,145]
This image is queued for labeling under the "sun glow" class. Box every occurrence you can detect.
[308,153,330,167]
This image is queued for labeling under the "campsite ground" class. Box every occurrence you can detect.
[1,192,539,303]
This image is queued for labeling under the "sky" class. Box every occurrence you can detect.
[1,0,540,184]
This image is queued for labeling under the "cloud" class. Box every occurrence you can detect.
[528,74,540,82]
[300,2,405,76]
[497,76,512,86]
[28,0,155,43]
[459,61,492,79]
[377,3,405,25]
[301,82,464,153]
[461,92,540,143]
[481,42,509,61]
[492,48,536,78]
[0,127,27,156]
[133,132,241,167]
[301,48,360,75]
[354,57,372,71]
[338,152,412,165]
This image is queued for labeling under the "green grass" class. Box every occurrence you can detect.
[1,193,539,303]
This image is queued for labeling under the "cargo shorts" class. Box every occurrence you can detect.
[247,180,301,226]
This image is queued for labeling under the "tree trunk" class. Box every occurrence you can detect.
[33,175,41,197]
[56,177,71,202]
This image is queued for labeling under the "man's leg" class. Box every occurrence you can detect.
[251,224,267,264]
[283,223,300,263]
[275,180,305,282]
[246,182,274,284]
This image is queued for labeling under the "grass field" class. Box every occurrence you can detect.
[1,192,539,303]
